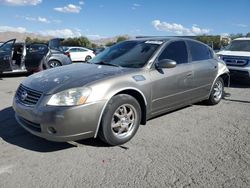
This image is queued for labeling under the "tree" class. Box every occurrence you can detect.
[195,35,221,50]
[105,41,115,47]
[91,43,98,49]
[116,36,128,43]
[246,32,250,37]
[25,37,48,44]
[61,37,92,48]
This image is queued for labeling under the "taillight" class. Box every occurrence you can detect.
[64,52,70,58]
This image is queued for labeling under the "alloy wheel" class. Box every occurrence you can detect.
[111,104,137,139]
[213,80,223,101]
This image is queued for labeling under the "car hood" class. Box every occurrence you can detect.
[22,63,131,94]
[217,50,250,57]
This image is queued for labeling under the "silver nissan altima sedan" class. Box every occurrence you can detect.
[13,37,229,145]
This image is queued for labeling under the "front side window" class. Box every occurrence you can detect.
[90,40,161,68]
[188,41,212,61]
[158,41,188,64]
[0,40,15,54]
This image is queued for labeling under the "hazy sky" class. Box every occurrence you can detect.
[0,0,249,39]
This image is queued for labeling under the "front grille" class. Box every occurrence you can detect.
[18,116,41,132]
[16,84,42,106]
[223,56,249,67]
[229,70,250,79]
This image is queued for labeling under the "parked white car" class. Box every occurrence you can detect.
[64,46,95,62]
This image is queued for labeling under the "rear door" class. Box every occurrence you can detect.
[186,40,218,99]
[25,44,49,70]
[68,48,79,61]
[0,39,16,72]
[150,40,194,115]
[78,48,88,61]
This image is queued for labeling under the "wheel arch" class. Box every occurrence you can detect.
[219,72,230,87]
[46,59,62,69]
[48,59,61,64]
[115,89,147,125]
[94,87,148,138]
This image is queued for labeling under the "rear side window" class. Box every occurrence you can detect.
[69,48,78,52]
[78,48,87,52]
[27,44,48,55]
[159,41,188,64]
[188,41,212,61]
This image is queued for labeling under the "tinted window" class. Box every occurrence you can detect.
[0,41,14,53]
[159,41,188,64]
[62,46,69,52]
[70,48,78,52]
[78,48,87,52]
[188,41,212,61]
[27,44,48,55]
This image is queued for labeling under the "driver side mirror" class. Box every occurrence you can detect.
[155,59,177,69]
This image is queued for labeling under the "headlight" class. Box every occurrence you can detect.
[217,54,223,60]
[47,87,91,106]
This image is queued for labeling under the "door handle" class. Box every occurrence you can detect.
[186,71,193,77]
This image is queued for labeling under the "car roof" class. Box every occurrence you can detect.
[67,46,89,49]
[133,36,172,42]
[132,36,204,43]
[233,37,250,41]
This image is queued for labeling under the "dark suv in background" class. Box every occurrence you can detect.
[0,38,71,74]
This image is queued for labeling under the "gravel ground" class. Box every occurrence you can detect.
[0,75,249,188]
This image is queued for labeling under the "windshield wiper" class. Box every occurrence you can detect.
[94,61,121,67]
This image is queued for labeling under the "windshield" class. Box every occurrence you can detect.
[226,40,250,52]
[89,40,161,68]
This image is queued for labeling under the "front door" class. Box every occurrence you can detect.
[150,40,194,115]
[0,39,16,72]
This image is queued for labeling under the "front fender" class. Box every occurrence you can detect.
[210,61,230,95]
[217,60,229,78]
[86,75,150,138]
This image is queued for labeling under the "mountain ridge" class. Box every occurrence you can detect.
[0,31,130,45]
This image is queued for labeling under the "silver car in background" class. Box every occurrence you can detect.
[13,37,229,146]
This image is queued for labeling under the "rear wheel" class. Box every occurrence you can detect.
[207,77,224,105]
[85,55,92,62]
[98,94,141,146]
[47,60,61,68]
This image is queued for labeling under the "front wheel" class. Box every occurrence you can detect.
[98,94,141,146]
[207,77,224,105]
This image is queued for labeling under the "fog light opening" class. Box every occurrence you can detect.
[47,127,57,134]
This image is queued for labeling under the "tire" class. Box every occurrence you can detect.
[207,77,224,105]
[98,94,141,146]
[47,60,61,69]
[85,55,92,62]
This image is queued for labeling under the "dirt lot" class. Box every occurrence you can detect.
[0,75,249,188]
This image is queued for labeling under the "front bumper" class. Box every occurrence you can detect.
[227,66,250,79]
[13,97,106,142]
